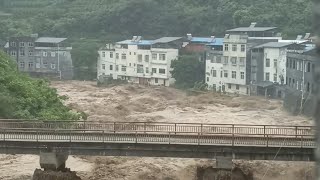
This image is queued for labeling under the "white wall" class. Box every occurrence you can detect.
[97,44,178,87]
[263,47,287,84]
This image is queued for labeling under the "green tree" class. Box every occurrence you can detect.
[71,40,100,80]
[171,55,205,89]
[0,50,83,120]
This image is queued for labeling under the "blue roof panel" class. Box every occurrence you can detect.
[117,40,154,45]
[190,37,224,46]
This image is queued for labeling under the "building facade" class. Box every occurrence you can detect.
[206,34,250,94]
[5,35,73,79]
[97,37,181,86]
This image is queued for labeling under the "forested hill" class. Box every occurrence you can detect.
[0,0,313,41]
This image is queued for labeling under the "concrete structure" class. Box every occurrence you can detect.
[97,36,181,86]
[206,23,283,95]
[284,48,319,115]
[4,35,73,79]
[0,120,315,170]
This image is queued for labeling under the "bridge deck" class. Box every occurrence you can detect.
[0,120,315,161]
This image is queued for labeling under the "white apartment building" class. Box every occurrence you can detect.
[253,42,290,85]
[206,34,249,95]
[97,37,180,86]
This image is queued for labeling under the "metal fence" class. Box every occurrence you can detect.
[0,128,315,148]
[0,119,315,137]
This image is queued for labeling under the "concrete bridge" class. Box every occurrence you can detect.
[0,120,316,170]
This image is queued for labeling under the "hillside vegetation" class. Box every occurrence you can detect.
[0,0,313,80]
[0,0,313,40]
[0,51,82,120]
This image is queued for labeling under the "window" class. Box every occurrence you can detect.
[116,65,119,71]
[232,71,236,79]
[220,71,223,78]
[232,44,237,51]
[20,49,25,56]
[11,42,16,47]
[159,69,166,74]
[228,84,231,89]
[266,59,270,67]
[207,77,209,82]
[43,62,48,68]
[29,50,33,56]
[292,79,295,87]
[223,56,229,65]
[116,53,119,59]
[121,53,126,60]
[236,85,240,90]
[138,54,143,62]
[110,65,113,70]
[159,54,166,61]
[11,51,16,56]
[293,60,296,69]
[274,59,277,68]
[274,74,277,82]
[231,57,237,65]
[240,72,244,79]
[102,52,106,57]
[102,64,106,70]
[224,44,229,51]
[289,59,292,68]
[19,62,25,69]
[137,65,144,73]
[266,72,270,81]
[28,42,33,47]
[241,45,245,52]
[50,63,55,69]
[155,78,159,83]
[216,56,222,63]
[212,70,217,77]
[307,82,311,92]
[152,68,157,74]
[145,55,149,62]
[224,71,228,78]
[307,62,311,72]
[239,57,245,66]
[110,52,114,58]
[152,53,157,60]
[43,52,47,57]
[121,66,126,72]
[146,67,149,73]
[19,42,25,47]
[28,62,33,68]
[289,78,292,86]
[51,52,56,57]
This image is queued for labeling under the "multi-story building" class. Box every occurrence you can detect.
[97,36,181,86]
[4,34,73,79]
[206,23,284,95]
[284,47,318,115]
[250,42,306,97]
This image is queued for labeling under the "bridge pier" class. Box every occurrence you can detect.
[39,151,69,171]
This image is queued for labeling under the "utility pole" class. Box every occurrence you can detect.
[57,43,61,80]
[300,60,305,114]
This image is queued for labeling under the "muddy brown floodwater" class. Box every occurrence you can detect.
[0,81,315,180]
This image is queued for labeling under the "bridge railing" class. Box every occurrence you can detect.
[0,119,315,137]
[0,128,315,148]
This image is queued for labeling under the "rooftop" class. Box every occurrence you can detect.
[227,27,277,32]
[254,42,294,48]
[116,40,154,45]
[153,37,182,43]
[227,22,277,32]
[35,37,67,44]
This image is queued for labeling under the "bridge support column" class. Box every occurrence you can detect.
[39,152,69,171]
